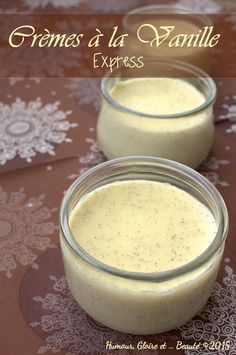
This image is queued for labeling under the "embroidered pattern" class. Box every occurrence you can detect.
[220,99,236,120]
[68,138,105,180]
[180,262,236,355]
[23,0,137,10]
[0,188,56,278]
[218,95,236,134]
[201,172,230,187]
[200,156,230,187]
[8,78,42,86]
[30,259,235,354]
[66,79,101,113]
[1,46,82,77]
[0,98,77,165]
[23,0,83,9]
[201,156,230,170]
[87,0,138,12]
[30,274,163,354]
[30,275,120,354]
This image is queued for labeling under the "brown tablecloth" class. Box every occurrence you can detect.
[1,1,236,355]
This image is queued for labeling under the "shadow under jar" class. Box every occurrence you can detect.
[97,60,217,169]
[60,157,228,335]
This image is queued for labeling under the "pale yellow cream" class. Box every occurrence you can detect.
[111,78,205,116]
[69,180,216,273]
[60,179,223,334]
[97,77,214,168]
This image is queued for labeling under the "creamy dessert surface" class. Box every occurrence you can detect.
[111,78,205,116]
[69,180,217,273]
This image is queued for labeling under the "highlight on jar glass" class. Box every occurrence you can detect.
[122,5,213,72]
[97,59,217,169]
[60,157,228,335]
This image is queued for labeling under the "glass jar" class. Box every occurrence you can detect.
[97,59,217,169]
[122,5,212,71]
[60,157,228,335]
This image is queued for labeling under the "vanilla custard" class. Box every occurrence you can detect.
[97,76,215,168]
[60,173,225,334]
[69,180,216,273]
[111,78,205,116]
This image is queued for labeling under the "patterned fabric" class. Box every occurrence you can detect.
[0,98,77,165]
[0,74,235,355]
[0,188,56,278]
[19,247,236,354]
[180,261,236,355]
[0,1,236,354]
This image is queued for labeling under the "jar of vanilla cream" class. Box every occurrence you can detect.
[97,60,216,169]
[122,5,212,71]
[60,157,228,335]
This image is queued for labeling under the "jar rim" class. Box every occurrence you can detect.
[60,156,228,282]
[123,4,213,36]
[101,59,217,119]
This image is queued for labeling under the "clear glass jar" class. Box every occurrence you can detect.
[60,157,228,335]
[97,59,217,169]
[122,5,212,71]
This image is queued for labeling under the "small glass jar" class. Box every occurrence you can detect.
[97,59,217,169]
[60,157,228,335]
[122,5,212,71]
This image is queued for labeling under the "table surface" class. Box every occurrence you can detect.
[0,1,236,355]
